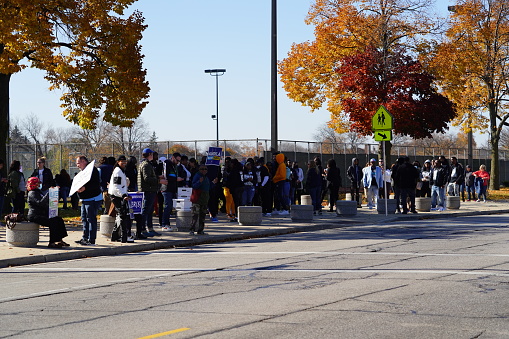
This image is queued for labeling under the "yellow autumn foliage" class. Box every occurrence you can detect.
[0,0,149,130]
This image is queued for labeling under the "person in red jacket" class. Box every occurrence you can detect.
[473,164,490,202]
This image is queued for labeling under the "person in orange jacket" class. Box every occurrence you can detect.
[272,153,289,215]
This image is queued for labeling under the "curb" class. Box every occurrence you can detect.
[1,208,508,268]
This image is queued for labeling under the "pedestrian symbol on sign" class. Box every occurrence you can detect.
[372,105,393,131]
[377,111,386,127]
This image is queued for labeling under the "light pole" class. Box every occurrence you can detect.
[271,0,278,152]
[204,69,226,146]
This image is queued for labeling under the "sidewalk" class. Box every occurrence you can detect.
[1,200,508,268]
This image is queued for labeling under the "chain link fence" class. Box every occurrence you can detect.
[7,139,505,185]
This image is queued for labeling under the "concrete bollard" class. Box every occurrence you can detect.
[376,199,397,214]
[415,197,432,212]
[336,200,358,216]
[290,205,314,222]
[237,206,263,226]
[6,222,40,247]
[100,215,115,238]
[176,210,193,231]
[301,195,312,205]
[446,196,461,209]
[345,193,362,203]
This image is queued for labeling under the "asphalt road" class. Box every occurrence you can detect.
[1,214,509,339]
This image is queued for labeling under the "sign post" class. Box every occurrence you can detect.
[372,105,394,216]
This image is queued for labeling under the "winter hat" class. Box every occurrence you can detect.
[26,177,40,191]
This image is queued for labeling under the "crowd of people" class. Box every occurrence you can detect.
[348,156,491,214]
[0,151,491,246]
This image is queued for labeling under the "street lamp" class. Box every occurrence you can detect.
[271,0,278,152]
[204,69,226,146]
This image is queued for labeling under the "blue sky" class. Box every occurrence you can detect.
[9,0,454,143]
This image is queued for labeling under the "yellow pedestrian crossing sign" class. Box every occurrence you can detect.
[372,105,393,130]
[374,130,392,142]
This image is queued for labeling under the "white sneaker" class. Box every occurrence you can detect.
[279,210,289,215]
[264,213,272,217]
[272,210,280,215]
[161,226,171,231]
[169,226,179,232]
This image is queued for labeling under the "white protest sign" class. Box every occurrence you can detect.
[48,187,59,218]
[69,160,96,196]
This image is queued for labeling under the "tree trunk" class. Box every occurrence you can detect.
[490,132,500,190]
[0,72,10,176]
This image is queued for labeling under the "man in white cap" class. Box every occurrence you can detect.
[362,158,383,209]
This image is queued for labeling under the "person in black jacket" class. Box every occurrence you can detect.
[55,169,72,210]
[0,158,7,217]
[254,157,272,216]
[26,176,68,248]
[306,160,323,214]
[226,159,244,221]
[75,156,103,245]
[325,159,341,212]
[449,157,465,200]
[98,157,114,214]
[125,156,138,192]
[347,158,363,207]
[464,165,476,201]
[430,159,447,211]
[30,157,55,194]
[159,155,180,231]
[394,157,419,214]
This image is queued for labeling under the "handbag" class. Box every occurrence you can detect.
[5,213,25,229]
[190,189,201,203]
[416,182,423,190]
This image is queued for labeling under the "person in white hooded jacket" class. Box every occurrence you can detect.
[108,155,134,243]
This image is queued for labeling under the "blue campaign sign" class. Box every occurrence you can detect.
[205,147,223,166]
[128,192,144,215]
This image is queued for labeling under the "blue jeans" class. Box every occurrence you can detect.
[466,185,475,200]
[431,185,445,208]
[162,191,176,226]
[308,186,321,211]
[141,191,157,231]
[242,186,255,206]
[283,181,291,208]
[276,181,289,210]
[81,200,102,243]
[477,185,487,201]
[289,186,295,205]
[60,186,70,208]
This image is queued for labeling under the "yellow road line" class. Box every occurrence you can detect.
[137,328,190,339]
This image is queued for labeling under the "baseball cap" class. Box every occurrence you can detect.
[142,148,154,154]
